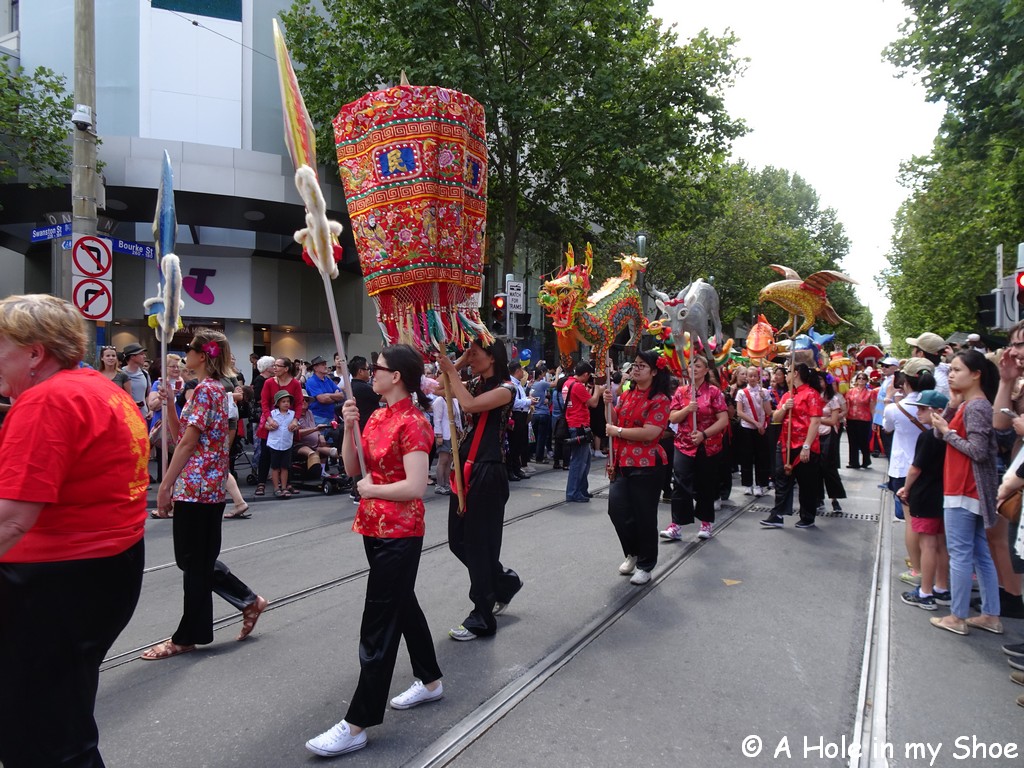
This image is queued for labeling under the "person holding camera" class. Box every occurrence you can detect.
[562,361,604,503]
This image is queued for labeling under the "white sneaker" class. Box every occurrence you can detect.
[630,568,652,585]
[390,680,444,710]
[618,555,637,575]
[593,450,606,458]
[305,720,367,757]
[753,485,765,497]
[659,523,682,541]
[713,500,723,511]
[743,486,754,496]
[698,521,713,540]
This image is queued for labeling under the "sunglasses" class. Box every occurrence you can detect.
[370,363,397,374]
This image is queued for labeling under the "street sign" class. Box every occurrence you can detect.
[30,222,71,242]
[72,277,113,321]
[71,234,113,279]
[62,236,156,260]
[507,280,526,313]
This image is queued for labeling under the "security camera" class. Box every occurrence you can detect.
[71,104,94,132]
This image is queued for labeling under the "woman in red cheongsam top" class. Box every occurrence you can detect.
[603,348,672,585]
[305,344,443,759]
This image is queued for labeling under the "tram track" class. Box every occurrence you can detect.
[100,476,613,672]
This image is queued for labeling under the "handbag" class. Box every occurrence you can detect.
[999,445,1024,523]
[552,386,570,440]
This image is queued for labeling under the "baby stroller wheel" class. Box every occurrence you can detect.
[322,480,333,495]
[246,473,257,485]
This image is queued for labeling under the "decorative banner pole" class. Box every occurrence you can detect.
[143,150,184,480]
[444,376,466,513]
[606,351,615,480]
[272,19,366,476]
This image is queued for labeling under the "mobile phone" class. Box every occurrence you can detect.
[1000,408,1016,418]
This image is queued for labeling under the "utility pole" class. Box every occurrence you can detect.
[64,0,98,299]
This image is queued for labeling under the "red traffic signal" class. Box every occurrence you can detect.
[491,293,507,333]
[492,295,506,311]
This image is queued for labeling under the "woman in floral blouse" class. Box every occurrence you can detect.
[141,329,266,660]
[662,353,730,543]
[305,344,443,758]
[603,349,672,585]
[845,372,877,469]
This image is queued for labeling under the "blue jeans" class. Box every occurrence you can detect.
[944,505,1000,618]
[566,430,592,501]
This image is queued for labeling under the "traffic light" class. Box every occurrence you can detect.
[1016,271,1024,321]
[976,292,997,328]
[491,293,507,334]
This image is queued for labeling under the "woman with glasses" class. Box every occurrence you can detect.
[141,329,267,660]
[603,349,672,584]
[97,344,132,396]
[437,339,523,641]
[305,345,442,758]
[845,372,877,469]
[253,357,303,497]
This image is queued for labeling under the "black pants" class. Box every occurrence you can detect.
[846,419,872,468]
[671,448,722,525]
[771,446,821,523]
[345,536,442,729]
[819,431,847,501]
[507,411,530,471]
[659,436,675,497]
[171,501,258,646]
[0,540,144,768]
[608,466,662,572]
[448,462,520,636]
[257,437,271,483]
[736,426,771,488]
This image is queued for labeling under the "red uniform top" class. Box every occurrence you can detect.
[0,368,148,563]
[352,396,434,538]
[777,384,823,452]
[942,406,978,500]
[671,381,728,457]
[562,378,592,429]
[846,386,877,421]
[612,388,670,468]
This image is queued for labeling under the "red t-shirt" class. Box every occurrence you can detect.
[0,368,148,563]
[562,378,592,429]
[777,384,823,452]
[256,376,304,439]
[612,389,670,467]
[942,406,978,500]
[353,397,434,538]
[846,386,877,421]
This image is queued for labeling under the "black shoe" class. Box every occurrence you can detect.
[846,464,860,469]
[933,589,952,606]
[552,464,562,470]
[863,461,872,469]
[760,515,784,528]
[794,519,816,529]
[1009,656,1024,673]
[999,589,1024,619]
[831,500,843,512]
[508,473,521,481]
[1003,642,1024,658]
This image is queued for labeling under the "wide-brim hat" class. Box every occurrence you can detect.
[122,342,145,356]
[274,389,293,405]
[310,355,327,367]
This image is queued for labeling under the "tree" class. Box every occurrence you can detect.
[646,163,874,346]
[0,62,73,193]
[280,0,745,277]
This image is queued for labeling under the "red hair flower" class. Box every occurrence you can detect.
[202,340,221,359]
[656,355,669,370]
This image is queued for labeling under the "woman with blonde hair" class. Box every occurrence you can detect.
[142,328,267,660]
[0,295,148,768]
[97,343,132,395]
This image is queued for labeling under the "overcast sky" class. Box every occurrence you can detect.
[652,0,944,342]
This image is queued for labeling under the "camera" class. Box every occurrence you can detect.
[71,104,94,132]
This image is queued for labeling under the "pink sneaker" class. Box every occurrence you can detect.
[660,523,682,541]
[698,521,713,540]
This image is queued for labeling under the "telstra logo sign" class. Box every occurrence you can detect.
[183,268,216,305]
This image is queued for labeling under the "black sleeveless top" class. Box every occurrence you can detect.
[464,377,515,464]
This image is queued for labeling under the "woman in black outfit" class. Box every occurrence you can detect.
[437,339,523,641]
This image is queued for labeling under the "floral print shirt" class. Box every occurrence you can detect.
[671,381,728,457]
[174,377,229,503]
[611,388,670,468]
[353,396,434,539]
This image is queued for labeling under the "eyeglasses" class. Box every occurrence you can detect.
[1008,341,1024,350]
[370,363,397,374]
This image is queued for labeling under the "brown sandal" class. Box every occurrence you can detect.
[254,483,265,497]
[140,639,195,660]
[237,596,268,641]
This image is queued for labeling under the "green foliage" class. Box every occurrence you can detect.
[880,0,1024,346]
[280,0,745,275]
[646,162,874,346]
[0,62,73,191]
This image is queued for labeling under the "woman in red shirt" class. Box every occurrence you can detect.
[254,356,304,496]
[306,344,442,758]
[845,372,877,469]
[760,363,823,529]
[603,349,672,585]
[662,353,729,542]
[0,295,147,768]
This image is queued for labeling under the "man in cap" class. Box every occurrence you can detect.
[305,355,345,427]
[872,356,900,460]
[905,331,950,397]
[120,342,151,418]
[966,332,988,353]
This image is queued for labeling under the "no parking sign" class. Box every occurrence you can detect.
[70,233,114,321]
